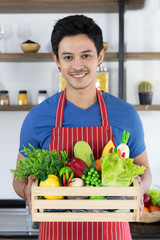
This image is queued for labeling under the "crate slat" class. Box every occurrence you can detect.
[32,186,139,196]
[32,212,138,222]
[33,199,137,210]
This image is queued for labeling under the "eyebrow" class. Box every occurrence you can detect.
[61,49,93,56]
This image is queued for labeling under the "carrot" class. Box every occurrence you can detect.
[95,159,101,171]
[118,148,121,157]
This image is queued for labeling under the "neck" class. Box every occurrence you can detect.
[66,87,97,110]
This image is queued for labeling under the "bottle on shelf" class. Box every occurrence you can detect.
[18,90,28,105]
[0,90,10,105]
[37,90,48,104]
[95,66,109,92]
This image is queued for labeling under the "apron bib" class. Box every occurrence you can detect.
[39,89,132,240]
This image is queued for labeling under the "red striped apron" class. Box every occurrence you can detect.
[38,89,132,240]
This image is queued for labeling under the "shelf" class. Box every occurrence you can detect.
[0,53,53,62]
[1,105,160,112]
[0,0,145,13]
[125,52,160,60]
[0,52,118,62]
[1,52,160,62]
[0,105,36,111]
[134,105,160,111]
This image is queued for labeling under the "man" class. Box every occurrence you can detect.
[13,15,152,240]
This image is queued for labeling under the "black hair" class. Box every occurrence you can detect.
[51,15,103,59]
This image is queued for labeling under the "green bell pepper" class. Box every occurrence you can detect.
[89,196,105,199]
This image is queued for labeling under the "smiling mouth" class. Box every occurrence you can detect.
[71,73,88,78]
[70,70,89,79]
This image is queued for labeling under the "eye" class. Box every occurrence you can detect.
[82,54,91,59]
[64,56,73,60]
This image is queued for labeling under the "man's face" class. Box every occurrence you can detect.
[54,34,104,91]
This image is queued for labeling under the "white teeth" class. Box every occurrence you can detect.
[73,74,86,78]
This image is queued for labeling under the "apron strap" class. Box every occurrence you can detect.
[55,89,66,128]
[96,89,109,127]
[55,88,109,128]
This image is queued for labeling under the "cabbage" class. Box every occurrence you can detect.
[101,152,146,187]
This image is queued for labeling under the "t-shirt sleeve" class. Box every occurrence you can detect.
[19,110,40,157]
[128,107,146,158]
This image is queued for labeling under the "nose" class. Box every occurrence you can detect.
[72,56,83,70]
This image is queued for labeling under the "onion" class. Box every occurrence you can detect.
[67,178,87,199]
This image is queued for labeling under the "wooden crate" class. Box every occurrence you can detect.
[31,180,140,222]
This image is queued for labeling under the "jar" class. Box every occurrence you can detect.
[59,73,66,91]
[37,90,48,104]
[0,90,10,105]
[18,90,28,105]
[95,67,109,92]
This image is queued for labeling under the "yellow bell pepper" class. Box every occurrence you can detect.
[39,174,63,199]
[101,140,115,157]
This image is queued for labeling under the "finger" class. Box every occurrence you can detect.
[140,203,144,218]
[28,174,36,183]
[139,197,144,217]
[135,176,141,183]
[28,175,36,188]
[25,176,35,201]
[25,183,31,202]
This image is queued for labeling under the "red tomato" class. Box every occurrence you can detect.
[143,207,149,212]
[149,205,160,212]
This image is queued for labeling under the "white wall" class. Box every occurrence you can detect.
[125,0,160,190]
[0,0,160,199]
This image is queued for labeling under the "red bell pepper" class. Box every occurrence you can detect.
[60,151,88,178]
[67,158,88,178]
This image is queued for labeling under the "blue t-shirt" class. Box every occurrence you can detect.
[19,91,145,158]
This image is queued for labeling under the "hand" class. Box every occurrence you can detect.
[135,176,144,218]
[25,174,36,213]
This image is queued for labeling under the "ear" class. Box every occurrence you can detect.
[97,48,105,66]
[52,53,60,68]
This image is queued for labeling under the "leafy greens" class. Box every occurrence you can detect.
[101,152,146,187]
[147,188,160,207]
[11,144,65,180]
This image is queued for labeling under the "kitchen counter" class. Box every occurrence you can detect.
[1,208,160,240]
[0,208,38,238]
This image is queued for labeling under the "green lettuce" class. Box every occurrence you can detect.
[101,152,146,187]
[147,188,160,206]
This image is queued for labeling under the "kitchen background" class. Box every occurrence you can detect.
[0,0,160,199]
